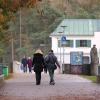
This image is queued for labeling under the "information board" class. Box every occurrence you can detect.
[70,52,83,65]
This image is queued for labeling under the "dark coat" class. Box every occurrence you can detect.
[27,59,32,67]
[44,52,60,70]
[32,53,45,72]
[21,58,27,66]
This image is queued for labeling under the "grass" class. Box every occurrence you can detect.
[80,75,97,83]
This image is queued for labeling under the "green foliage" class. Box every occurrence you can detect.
[0,48,4,56]
[16,47,28,55]
[8,6,62,55]
[0,43,5,56]
[76,8,90,18]
[1,0,100,62]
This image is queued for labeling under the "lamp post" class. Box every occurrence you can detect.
[10,31,14,73]
[61,25,67,74]
[58,32,63,70]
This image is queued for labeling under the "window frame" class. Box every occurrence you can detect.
[76,40,91,47]
[58,39,74,47]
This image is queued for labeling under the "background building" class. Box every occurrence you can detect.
[50,19,100,74]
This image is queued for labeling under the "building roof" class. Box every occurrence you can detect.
[51,19,100,36]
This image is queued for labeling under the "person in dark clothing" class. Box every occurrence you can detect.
[45,50,60,85]
[32,49,45,85]
[21,56,27,73]
[27,57,32,73]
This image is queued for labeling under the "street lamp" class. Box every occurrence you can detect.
[61,25,67,74]
[61,25,67,33]
[58,32,63,65]
[10,31,14,73]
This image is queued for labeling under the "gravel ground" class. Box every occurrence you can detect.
[0,73,100,100]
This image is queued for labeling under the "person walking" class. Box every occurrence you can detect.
[32,49,45,85]
[27,57,32,73]
[45,50,60,85]
[21,55,28,73]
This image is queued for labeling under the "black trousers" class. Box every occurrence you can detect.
[28,67,32,73]
[35,72,41,85]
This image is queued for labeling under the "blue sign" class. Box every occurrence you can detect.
[61,36,67,44]
[70,52,83,65]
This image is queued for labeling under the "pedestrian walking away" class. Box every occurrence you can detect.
[27,57,32,73]
[45,50,60,85]
[21,55,28,73]
[32,49,45,85]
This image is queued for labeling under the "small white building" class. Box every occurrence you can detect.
[50,19,100,74]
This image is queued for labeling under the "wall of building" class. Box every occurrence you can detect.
[51,33,100,64]
[93,32,100,63]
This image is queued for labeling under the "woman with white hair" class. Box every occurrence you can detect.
[32,49,45,85]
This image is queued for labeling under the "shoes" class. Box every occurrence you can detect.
[50,81,55,85]
[36,83,40,85]
[36,81,40,85]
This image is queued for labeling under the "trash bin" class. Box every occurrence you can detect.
[3,66,9,77]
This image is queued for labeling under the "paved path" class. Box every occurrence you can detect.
[0,73,100,100]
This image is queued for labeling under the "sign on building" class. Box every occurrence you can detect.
[61,36,67,45]
[70,52,83,65]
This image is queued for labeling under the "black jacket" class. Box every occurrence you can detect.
[32,53,45,72]
[21,58,27,66]
[45,52,60,70]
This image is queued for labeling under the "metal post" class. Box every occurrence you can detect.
[58,32,63,73]
[60,39,61,65]
[19,7,22,49]
[11,32,14,62]
[11,32,14,73]
[62,45,64,73]
[61,26,67,74]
